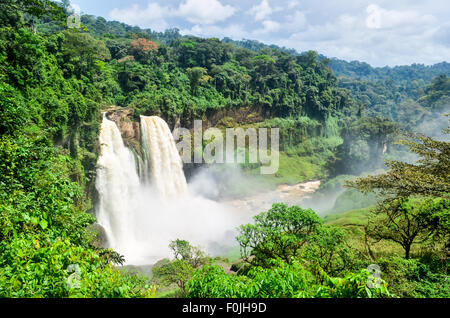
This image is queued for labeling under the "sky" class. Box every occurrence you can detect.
[68,0,450,67]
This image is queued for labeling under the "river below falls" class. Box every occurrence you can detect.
[222,180,321,214]
[118,179,321,271]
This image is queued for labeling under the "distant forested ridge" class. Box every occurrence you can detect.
[329,59,450,83]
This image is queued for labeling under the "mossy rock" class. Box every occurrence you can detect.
[86,223,108,248]
[216,116,237,128]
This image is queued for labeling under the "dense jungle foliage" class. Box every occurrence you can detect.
[0,0,448,298]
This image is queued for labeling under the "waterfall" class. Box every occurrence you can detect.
[95,114,141,253]
[95,114,245,265]
[140,116,188,198]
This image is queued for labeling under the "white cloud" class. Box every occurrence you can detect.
[177,0,236,25]
[249,0,274,21]
[365,4,435,30]
[337,14,357,29]
[282,10,307,32]
[277,5,447,67]
[180,23,249,39]
[287,0,300,10]
[433,22,450,46]
[254,20,281,34]
[109,3,170,30]
[109,0,235,29]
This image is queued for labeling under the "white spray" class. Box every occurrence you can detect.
[140,116,188,198]
[95,114,141,254]
[95,115,249,265]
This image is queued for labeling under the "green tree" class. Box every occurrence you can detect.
[59,30,111,78]
[237,203,322,266]
[347,130,450,199]
[0,0,65,28]
[366,197,449,259]
[303,225,357,275]
[152,259,194,295]
[0,134,154,297]
[152,240,206,296]
[418,74,450,111]
[0,82,28,134]
[347,126,450,258]
[169,239,206,268]
[186,66,209,95]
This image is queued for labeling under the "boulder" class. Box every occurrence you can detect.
[86,223,108,248]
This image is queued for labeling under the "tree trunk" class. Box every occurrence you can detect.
[404,244,411,259]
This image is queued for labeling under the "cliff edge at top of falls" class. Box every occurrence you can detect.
[104,104,268,132]
[102,104,268,159]
[104,106,142,156]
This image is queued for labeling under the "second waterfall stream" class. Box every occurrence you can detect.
[140,116,188,198]
[95,114,245,265]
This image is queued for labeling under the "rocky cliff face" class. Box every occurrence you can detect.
[105,105,266,141]
[105,107,142,158]
[103,105,268,180]
[180,105,267,129]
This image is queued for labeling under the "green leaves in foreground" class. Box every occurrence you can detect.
[187,259,390,298]
[0,133,155,298]
[0,236,155,298]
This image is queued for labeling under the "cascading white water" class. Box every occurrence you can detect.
[95,114,141,253]
[140,116,188,198]
[95,114,249,265]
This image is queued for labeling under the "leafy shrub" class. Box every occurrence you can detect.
[187,259,390,298]
[237,203,322,266]
[0,235,155,298]
[378,256,449,298]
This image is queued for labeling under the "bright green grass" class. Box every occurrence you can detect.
[323,206,374,227]
[237,152,325,196]
[322,206,427,259]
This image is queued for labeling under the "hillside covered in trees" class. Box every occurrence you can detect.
[0,0,448,299]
